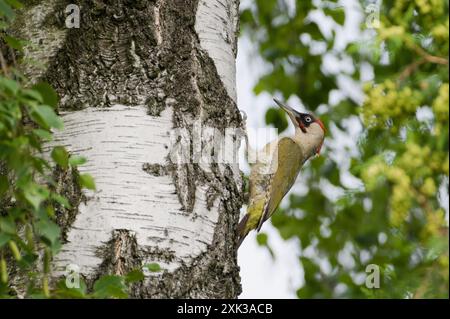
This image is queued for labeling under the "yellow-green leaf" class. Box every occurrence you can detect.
[79,174,96,190]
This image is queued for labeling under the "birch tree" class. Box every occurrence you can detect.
[7,0,244,298]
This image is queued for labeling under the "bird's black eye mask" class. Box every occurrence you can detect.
[296,113,315,132]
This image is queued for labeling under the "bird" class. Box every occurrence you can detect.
[237,98,326,247]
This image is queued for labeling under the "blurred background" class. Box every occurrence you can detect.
[236,0,449,298]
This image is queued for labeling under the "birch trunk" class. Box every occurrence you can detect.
[12,0,243,298]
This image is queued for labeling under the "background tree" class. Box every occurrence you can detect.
[1,0,243,298]
[241,0,448,298]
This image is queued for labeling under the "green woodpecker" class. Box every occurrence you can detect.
[238,98,326,247]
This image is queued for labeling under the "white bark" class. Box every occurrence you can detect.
[18,0,67,81]
[195,0,239,102]
[50,105,219,274]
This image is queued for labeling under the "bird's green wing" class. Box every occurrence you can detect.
[256,137,304,231]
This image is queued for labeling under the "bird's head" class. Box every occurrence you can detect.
[274,98,326,155]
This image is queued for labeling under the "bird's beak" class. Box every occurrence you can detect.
[273,98,306,133]
[274,98,296,119]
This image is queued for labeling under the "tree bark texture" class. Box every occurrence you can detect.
[12,0,243,298]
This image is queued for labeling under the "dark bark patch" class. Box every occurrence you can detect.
[41,0,165,110]
[91,229,145,296]
[142,163,168,177]
[51,166,85,242]
[94,229,143,277]
[143,246,176,264]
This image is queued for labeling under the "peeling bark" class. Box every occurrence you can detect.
[11,0,243,298]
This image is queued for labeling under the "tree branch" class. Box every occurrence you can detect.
[398,45,448,82]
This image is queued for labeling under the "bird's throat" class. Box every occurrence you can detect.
[293,124,325,158]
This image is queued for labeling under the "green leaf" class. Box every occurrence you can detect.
[323,7,345,26]
[0,233,11,248]
[145,263,161,272]
[425,236,448,262]
[51,193,72,209]
[36,220,60,245]
[256,233,274,258]
[32,82,59,109]
[23,184,50,210]
[93,275,128,299]
[51,146,69,168]
[22,88,43,102]
[54,278,87,299]
[78,174,96,190]
[240,9,255,28]
[125,269,145,283]
[3,35,22,51]
[33,129,53,141]
[265,107,288,133]
[0,76,19,95]
[0,216,15,234]
[0,175,8,195]
[5,0,22,9]
[256,233,268,246]
[0,0,14,20]
[18,250,39,268]
[29,105,63,130]
[69,155,87,167]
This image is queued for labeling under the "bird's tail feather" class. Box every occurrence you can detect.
[237,214,250,247]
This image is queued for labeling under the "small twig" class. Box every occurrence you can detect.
[412,45,449,65]
[398,58,426,82]
[0,47,9,76]
[398,44,448,82]
[423,54,449,65]
[9,46,16,67]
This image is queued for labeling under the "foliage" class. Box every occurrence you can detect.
[241,0,449,298]
[0,1,150,298]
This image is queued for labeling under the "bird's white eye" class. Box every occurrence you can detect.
[305,116,312,123]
